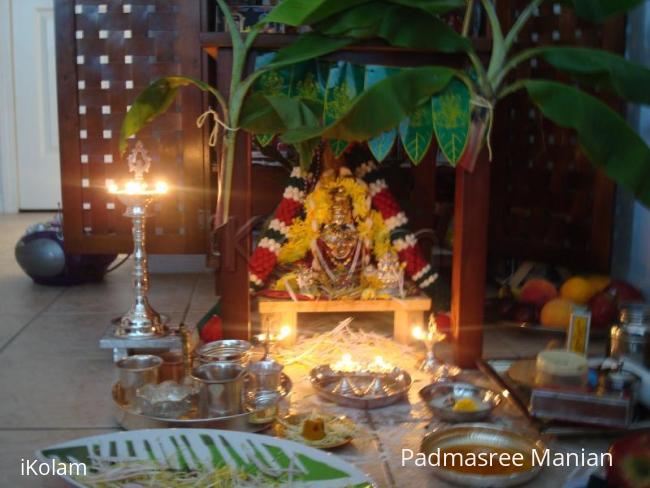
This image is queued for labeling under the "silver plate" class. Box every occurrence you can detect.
[309,365,411,409]
[112,373,292,432]
[419,382,501,422]
[421,423,546,487]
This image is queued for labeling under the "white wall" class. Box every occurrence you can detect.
[612,1,650,296]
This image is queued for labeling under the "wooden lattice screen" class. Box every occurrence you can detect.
[55,0,209,254]
[490,1,624,271]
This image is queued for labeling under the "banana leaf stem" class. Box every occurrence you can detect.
[461,0,475,37]
[497,79,527,99]
[493,46,544,90]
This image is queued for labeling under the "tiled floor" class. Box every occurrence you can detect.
[0,213,610,488]
[0,213,216,487]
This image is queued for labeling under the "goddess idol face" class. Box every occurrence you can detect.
[320,188,359,263]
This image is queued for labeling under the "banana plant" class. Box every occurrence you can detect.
[245,0,650,207]
[118,0,352,228]
[120,0,480,228]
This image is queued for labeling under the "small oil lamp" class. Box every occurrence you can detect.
[412,314,460,378]
[108,141,169,338]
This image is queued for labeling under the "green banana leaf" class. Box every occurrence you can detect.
[253,55,326,147]
[265,34,354,71]
[431,78,471,166]
[533,47,650,105]
[119,76,219,155]
[388,0,465,15]
[314,2,471,53]
[324,62,364,157]
[524,80,650,208]
[279,66,455,145]
[561,0,644,22]
[365,66,398,162]
[240,93,323,134]
[399,102,434,165]
[261,0,371,26]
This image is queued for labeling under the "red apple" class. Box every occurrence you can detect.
[606,280,645,303]
[588,290,619,329]
[520,278,558,306]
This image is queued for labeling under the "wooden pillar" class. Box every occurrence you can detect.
[451,150,490,368]
[215,49,252,340]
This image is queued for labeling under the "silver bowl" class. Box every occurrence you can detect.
[420,423,545,487]
[419,382,501,422]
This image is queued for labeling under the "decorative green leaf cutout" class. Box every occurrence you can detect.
[199,434,225,468]
[365,65,398,162]
[169,436,189,471]
[296,453,350,481]
[399,102,434,165]
[253,56,325,148]
[368,131,397,163]
[431,77,470,166]
[254,53,287,147]
[325,61,364,157]
[41,446,91,466]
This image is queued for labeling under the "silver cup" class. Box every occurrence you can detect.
[116,354,162,405]
[247,359,284,392]
[245,360,284,420]
[192,362,245,417]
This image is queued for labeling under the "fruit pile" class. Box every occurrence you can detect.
[498,275,645,331]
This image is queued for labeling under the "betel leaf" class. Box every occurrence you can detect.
[399,102,434,165]
[324,62,364,157]
[261,0,371,26]
[280,66,455,144]
[560,0,644,22]
[524,80,650,208]
[365,66,398,162]
[314,2,471,53]
[431,77,471,166]
[534,47,650,105]
[119,76,221,155]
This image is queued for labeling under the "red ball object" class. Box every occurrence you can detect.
[200,315,223,343]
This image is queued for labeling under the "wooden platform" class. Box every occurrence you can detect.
[258,297,431,344]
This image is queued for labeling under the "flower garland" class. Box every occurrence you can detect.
[356,161,438,296]
[249,167,309,292]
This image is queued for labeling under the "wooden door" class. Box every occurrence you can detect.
[55,0,210,254]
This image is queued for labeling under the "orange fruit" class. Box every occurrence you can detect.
[560,277,594,304]
[586,275,611,295]
[540,298,574,329]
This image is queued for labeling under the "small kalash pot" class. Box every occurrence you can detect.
[610,303,650,369]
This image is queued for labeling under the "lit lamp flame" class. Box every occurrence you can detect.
[412,325,427,342]
[107,180,168,196]
[256,324,292,343]
[332,353,360,373]
[332,354,394,374]
[369,355,394,373]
